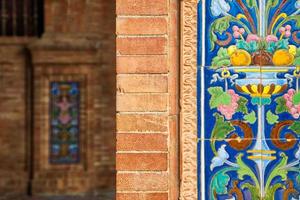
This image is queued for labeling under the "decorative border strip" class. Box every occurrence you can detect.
[180,0,198,199]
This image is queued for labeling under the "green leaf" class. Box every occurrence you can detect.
[248,41,258,54]
[236,96,248,114]
[208,87,232,109]
[296,47,300,57]
[265,153,288,193]
[266,0,279,12]
[264,183,285,200]
[211,48,231,69]
[275,39,289,50]
[210,168,234,200]
[275,96,288,114]
[267,42,277,53]
[236,40,250,52]
[243,111,256,124]
[293,92,300,105]
[267,0,279,7]
[266,110,279,125]
[210,113,235,154]
[294,57,300,66]
[246,0,257,7]
[297,173,300,184]
[241,183,260,200]
[289,121,300,135]
[236,154,260,187]
[289,15,300,27]
[209,16,231,51]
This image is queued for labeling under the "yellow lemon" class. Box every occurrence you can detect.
[273,49,294,66]
[288,45,297,56]
[227,45,237,56]
[230,50,251,66]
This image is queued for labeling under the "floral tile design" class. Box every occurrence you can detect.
[200,139,300,200]
[199,0,300,67]
[199,66,262,140]
[198,0,300,199]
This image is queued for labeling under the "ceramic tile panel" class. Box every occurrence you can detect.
[199,138,300,199]
[198,0,300,67]
[198,0,300,199]
[199,66,263,140]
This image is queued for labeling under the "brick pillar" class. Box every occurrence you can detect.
[116,0,179,199]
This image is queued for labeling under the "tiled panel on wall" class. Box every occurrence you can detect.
[50,82,80,164]
[198,0,300,199]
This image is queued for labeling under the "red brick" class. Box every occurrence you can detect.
[117,133,167,151]
[117,17,167,35]
[117,37,167,55]
[116,56,168,74]
[116,114,168,133]
[117,193,168,200]
[117,173,168,191]
[117,75,168,93]
[116,153,167,171]
[117,94,168,112]
[116,0,168,15]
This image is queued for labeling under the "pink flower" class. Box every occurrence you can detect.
[232,26,239,32]
[285,31,291,37]
[233,31,240,38]
[266,35,278,42]
[238,28,245,34]
[285,25,292,31]
[279,27,286,33]
[246,34,260,42]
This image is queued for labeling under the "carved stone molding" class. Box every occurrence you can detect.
[180,0,198,199]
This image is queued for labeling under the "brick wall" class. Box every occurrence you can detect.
[28,0,117,195]
[116,0,179,199]
[0,43,29,195]
[0,0,116,196]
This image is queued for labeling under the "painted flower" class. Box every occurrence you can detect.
[266,35,278,42]
[210,144,229,170]
[210,0,231,17]
[246,34,260,43]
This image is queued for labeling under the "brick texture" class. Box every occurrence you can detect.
[116,17,168,35]
[116,0,179,199]
[117,94,168,112]
[117,56,168,74]
[117,114,168,133]
[117,133,168,151]
[0,0,116,197]
[116,0,168,15]
[117,75,168,93]
[117,173,168,191]
[117,37,167,55]
[116,153,167,171]
[117,193,168,200]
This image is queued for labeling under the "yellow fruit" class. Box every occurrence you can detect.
[288,45,297,56]
[272,49,294,66]
[230,50,251,66]
[227,45,237,56]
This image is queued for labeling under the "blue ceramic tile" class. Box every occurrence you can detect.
[259,66,300,141]
[198,0,300,199]
[200,139,300,199]
[198,0,300,67]
[200,66,263,140]
[261,139,300,200]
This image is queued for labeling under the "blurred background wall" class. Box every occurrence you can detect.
[0,0,116,197]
